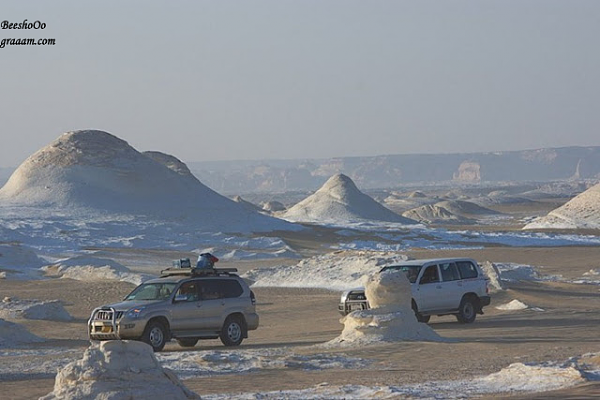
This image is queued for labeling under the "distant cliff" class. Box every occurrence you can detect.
[188,146,600,193]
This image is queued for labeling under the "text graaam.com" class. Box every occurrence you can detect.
[1,19,56,49]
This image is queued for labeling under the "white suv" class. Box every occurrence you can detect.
[338,257,491,323]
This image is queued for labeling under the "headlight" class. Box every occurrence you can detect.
[126,307,145,319]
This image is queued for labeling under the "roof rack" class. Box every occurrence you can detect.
[160,267,238,278]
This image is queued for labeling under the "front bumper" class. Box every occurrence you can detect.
[88,307,145,340]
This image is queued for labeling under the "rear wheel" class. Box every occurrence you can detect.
[456,296,477,323]
[220,315,244,346]
[176,338,198,348]
[141,320,168,351]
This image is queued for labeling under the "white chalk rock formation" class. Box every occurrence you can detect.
[0,130,293,232]
[284,174,417,224]
[41,340,199,400]
[524,182,600,230]
[0,297,72,321]
[480,261,504,292]
[327,269,442,346]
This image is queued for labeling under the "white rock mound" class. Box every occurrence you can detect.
[0,130,293,232]
[43,255,148,286]
[283,174,417,224]
[402,203,475,225]
[0,318,44,347]
[480,261,504,292]
[41,340,199,400]
[0,297,72,321]
[524,182,600,230]
[327,269,442,346]
[0,243,47,278]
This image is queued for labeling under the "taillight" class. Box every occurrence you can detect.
[250,290,256,305]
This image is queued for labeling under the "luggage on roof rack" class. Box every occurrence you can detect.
[160,267,238,277]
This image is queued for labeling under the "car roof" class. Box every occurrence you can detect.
[386,257,478,267]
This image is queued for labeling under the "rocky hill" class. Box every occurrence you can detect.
[0,130,293,232]
[283,174,417,224]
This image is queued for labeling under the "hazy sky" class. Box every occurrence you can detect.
[1,1,599,167]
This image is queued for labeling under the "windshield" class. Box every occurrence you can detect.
[124,282,177,301]
[380,265,422,283]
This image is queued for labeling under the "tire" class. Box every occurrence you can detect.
[141,320,168,352]
[412,301,430,323]
[176,338,198,348]
[456,296,477,324]
[416,313,431,323]
[220,315,244,346]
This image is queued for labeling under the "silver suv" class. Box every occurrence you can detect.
[88,268,259,351]
[338,257,491,323]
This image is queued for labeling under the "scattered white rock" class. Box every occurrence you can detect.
[244,251,409,291]
[43,255,149,286]
[496,299,529,311]
[41,340,199,400]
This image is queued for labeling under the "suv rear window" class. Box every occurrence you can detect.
[456,261,478,279]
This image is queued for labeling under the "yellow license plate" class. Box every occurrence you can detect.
[101,326,113,333]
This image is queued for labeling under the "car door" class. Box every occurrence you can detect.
[414,264,442,312]
[195,278,228,330]
[438,262,464,310]
[170,280,204,333]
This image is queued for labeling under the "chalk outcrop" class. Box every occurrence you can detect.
[41,340,199,399]
[0,130,294,232]
[524,182,600,230]
[283,174,417,224]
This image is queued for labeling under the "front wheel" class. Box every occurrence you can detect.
[456,297,477,324]
[141,320,168,351]
[220,315,244,346]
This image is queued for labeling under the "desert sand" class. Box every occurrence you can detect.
[1,243,600,399]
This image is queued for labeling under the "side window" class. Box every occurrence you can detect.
[220,280,243,298]
[198,280,223,300]
[419,265,439,284]
[457,261,478,279]
[439,262,460,281]
[197,279,244,300]
[176,281,199,302]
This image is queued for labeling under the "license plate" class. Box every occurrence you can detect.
[101,326,113,333]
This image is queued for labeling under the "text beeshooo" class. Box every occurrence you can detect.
[1,19,55,49]
[2,19,46,29]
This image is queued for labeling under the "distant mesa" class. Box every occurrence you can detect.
[0,130,294,232]
[524,182,600,230]
[283,173,418,224]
